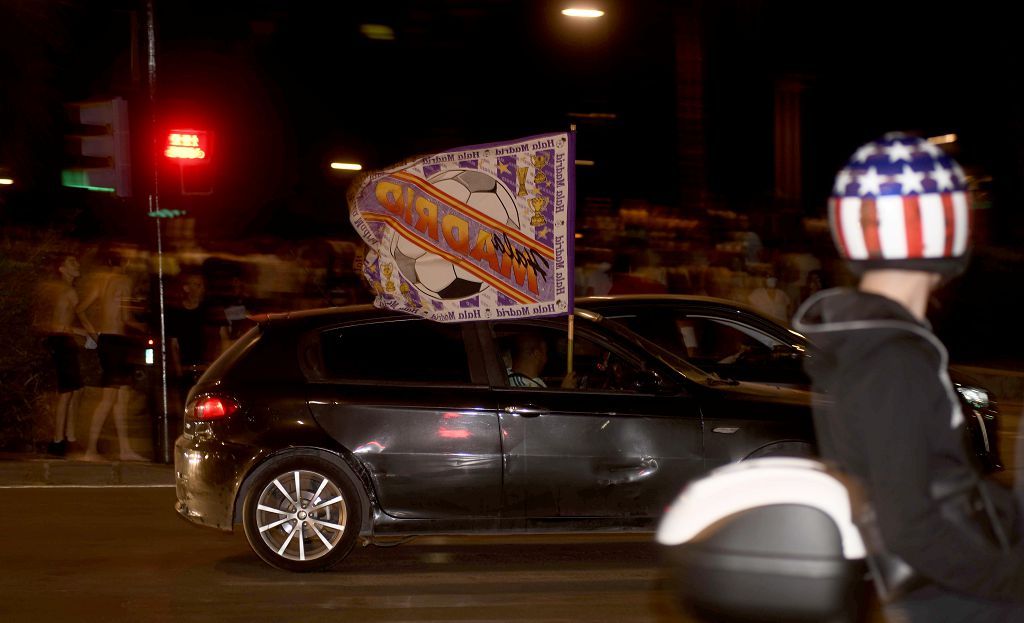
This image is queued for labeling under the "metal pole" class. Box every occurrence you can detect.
[566,123,577,375]
[146,0,171,463]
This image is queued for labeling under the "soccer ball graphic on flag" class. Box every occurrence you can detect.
[390,169,522,300]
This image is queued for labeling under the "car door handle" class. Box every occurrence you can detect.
[506,405,548,417]
[712,426,740,434]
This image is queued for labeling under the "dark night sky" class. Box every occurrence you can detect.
[3,0,1024,245]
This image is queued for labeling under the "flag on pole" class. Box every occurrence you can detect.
[349,132,575,322]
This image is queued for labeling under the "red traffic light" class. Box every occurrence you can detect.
[165,130,208,160]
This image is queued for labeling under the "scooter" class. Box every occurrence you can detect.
[656,457,870,623]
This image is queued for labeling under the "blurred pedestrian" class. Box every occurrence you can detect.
[793,133,1024,621]
[36,255,86,456]
[799,269,824,304]
[747,273,791,322]
[608,250,668,294]
[214,273,255,348]
[166,271,219,420]
[76,249,147,461]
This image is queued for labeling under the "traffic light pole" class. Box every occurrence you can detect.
[147,0,172,464]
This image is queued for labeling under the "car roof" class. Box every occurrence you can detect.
[578,294,773,320]
[578,293,810,344]
[252,304,603,330]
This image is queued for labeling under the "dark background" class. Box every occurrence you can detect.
[3,1,1021,231]
[2,0,1022,362]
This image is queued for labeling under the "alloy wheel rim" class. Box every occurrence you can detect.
[254,469,347,562]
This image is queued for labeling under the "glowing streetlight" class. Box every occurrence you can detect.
[360,24,395,40]
[331,162,363,171]
[562,7,605,18]
[927,133,958,145]
[0,178,13,185]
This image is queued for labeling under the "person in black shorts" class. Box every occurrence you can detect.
[76,249,147,461]
[37,255,86,456]
[96,333,138,387]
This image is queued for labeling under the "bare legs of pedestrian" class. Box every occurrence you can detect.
[66,389,81,444]
[48,389,82,456]
[55,389,80,442]
[84,386,146,462]
[53,392,71,444]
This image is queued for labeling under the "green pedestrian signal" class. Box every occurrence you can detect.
[147,209,187,218]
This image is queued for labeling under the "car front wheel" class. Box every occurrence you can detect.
[242,455,362,572]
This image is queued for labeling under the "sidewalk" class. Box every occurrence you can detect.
[0,453,174,486]
[1,381,177,486]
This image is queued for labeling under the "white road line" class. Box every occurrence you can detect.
[221,568,662,587]
[0,483,175,489]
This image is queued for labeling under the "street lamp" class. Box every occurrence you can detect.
[928,133,957,145]
[562,7,605,18]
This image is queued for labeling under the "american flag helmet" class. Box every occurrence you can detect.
[829,132,971,274]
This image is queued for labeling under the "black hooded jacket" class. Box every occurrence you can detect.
[793,288,1024,601]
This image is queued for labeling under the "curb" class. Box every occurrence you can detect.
[0,456,174,487]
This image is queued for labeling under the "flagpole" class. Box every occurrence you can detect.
[566,123,577,376]
[567,314,574,374]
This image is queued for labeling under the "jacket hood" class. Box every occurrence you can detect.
[792,288,942,379]
[793,288,932,337]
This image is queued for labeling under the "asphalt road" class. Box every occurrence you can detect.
[0,487,686,623]
[7,403,1018,623]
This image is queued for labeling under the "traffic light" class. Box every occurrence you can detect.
[164,128,213,195]
[165,129,208,161]
[62,97,132,197]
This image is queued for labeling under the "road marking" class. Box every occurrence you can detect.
[221,567,663,587]
[0,484,175,489]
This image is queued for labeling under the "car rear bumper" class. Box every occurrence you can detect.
[174,434,256,532]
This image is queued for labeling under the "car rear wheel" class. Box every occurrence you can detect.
[242,455,362,572]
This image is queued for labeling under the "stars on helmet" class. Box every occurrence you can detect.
[853,144,876,163]
[833,169,854,194]
[856,167,884,196]
[896,165,925,194]
[918,140,945,159]
[932,163,954,191]
[885,141,914,163]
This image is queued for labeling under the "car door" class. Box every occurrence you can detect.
[485,318,704,527]
[304,317,504,520]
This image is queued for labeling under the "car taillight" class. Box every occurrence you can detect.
[190,396,240,421]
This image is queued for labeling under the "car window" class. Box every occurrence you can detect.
[609,310,783,365]
[493,322,652,393]
[681,316,781,364]
[319,319,472,384]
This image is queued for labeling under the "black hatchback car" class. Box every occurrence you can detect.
[175,305,817,571]
[578,294,1003,472]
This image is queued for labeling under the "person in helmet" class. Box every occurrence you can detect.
[793,132,1024,621]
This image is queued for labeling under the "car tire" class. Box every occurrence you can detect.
[242,454,362,572]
